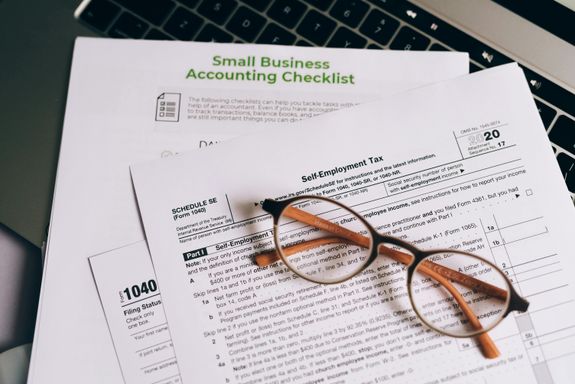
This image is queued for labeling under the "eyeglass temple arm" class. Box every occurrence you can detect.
[256,239,499,358]
[256,242,506,301]
[256,206,507,301]
[380,245,508,301]
[255,205,501,359]
[254,236,356,266]
[422,266,500,359]
[256,237,364,267]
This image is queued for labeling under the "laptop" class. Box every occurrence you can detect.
[0,0,573,250]
[0,0,575,250]
[0,1,572,383]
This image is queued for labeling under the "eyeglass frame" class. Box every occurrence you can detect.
[259,195,530,356]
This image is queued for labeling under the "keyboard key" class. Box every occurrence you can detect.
[473,47,510,67]
[374,2,455,43]
[470,63,482,73]
[367,44,383,49]
[198,0,238,24]
[267,0,307,28]
[380,0,512,67]
[164,7,203,40]
[302,0,334,10]
[296,10,336,45]
[370,0,575,118]
[241,0,269,11]
[257,23,296,44]
[534,100,557,129]
[549,115,575,156]
[109,12,149,38]
[145,29,174,40]
[429,43,448,51]
[557,153,575,193]
[179,0,200,9]
[387,2,448,37]
[389,26,429,50]
[296,39,312,46]
[376,0,508,68]
[79,0,120,32]
[430,24,510,66]
[359,9,398,46]
[327,27,367,48]
[366,0,399,12]
[195,24,234,42]
[521,66,575,117]
[226,6,266,41]
[330,0,369,28]
[115,0,175,25]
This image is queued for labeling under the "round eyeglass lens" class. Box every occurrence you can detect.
[276,198,373,284]
[409,251,510,337]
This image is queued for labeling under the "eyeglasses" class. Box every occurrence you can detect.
[254,195,529,359]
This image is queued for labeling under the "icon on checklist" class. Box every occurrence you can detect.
[155,93,181,122]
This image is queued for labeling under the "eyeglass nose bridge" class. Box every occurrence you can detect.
[373,233,424,266]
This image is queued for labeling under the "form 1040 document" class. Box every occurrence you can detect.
[131,63,575,383]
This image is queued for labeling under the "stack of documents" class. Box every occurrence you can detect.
[29,38,575,384]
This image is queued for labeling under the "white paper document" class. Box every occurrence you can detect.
[132,64,575,384]
[29,36,468,384]
[89,242,180,384]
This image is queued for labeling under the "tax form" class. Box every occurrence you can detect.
[132,64,575,384]
[90,242,181,384]
[29,36,468,384]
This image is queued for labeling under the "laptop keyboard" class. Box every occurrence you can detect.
[77,0,575,198]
